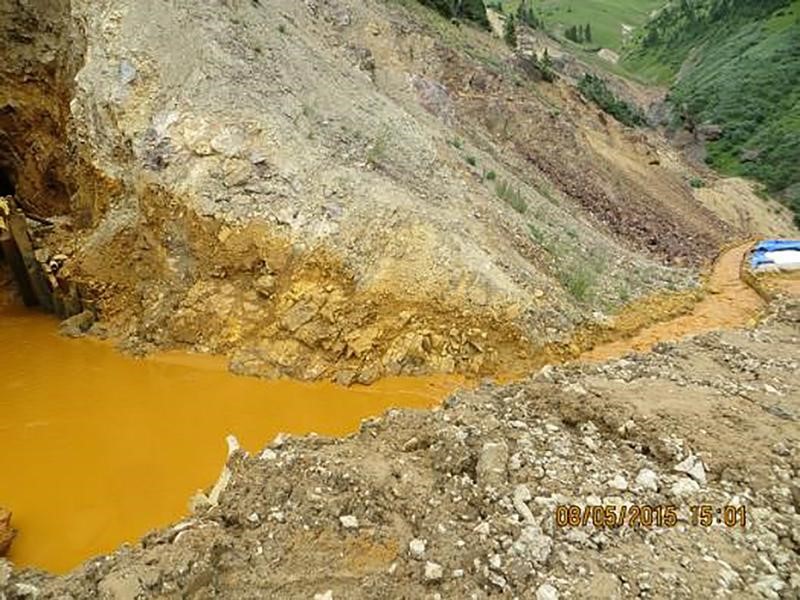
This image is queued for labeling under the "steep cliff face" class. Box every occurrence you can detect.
[0,0,794,382]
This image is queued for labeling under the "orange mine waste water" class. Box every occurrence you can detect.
[582,243,765,361]
[0,301,464,573]
[0,242,775,574]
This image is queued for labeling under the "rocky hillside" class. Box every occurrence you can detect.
[0,0,795,383]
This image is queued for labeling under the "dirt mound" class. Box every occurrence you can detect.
[1,0,795,383]
[0,509,15,558]
[5,296,798,598]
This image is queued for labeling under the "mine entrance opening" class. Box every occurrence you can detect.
[0,166,15,198]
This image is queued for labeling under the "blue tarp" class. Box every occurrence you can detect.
[751,239,800,268]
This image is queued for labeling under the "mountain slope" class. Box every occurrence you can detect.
[624,0,800,222]
[0,0,794,384]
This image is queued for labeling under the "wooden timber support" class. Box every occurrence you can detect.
[1,195,85,317]
[0,227,37,306]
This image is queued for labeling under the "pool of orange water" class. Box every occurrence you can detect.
[0,303,463,573]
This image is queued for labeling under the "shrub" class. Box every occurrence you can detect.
[367,132,390,167]
[416,0,489,28]
[517,0,542,29]
[527,223,546,244]
[689,177,706,188]
[496,179,527,213]
[504,15,517,48]
[561,265,595,302]
[577,74,646,127]
[458,0,490,28]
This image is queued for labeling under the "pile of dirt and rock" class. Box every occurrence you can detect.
[0,509,15,558]
[4,296,797,599]
[2,0,796,384]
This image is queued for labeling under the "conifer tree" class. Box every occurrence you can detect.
[504,14,517,48]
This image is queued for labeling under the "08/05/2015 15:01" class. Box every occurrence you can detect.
[554,504,747,529]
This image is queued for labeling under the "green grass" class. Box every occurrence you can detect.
[496,179,527,213]
[689,177,706,189]
[561,265,596,302]
[495,0,662,50]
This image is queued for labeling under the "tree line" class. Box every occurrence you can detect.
[565,23,592,44]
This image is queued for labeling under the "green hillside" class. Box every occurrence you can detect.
[624,0,800,223]
[491,0,663,50]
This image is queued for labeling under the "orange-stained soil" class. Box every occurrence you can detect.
[581,243,764,361]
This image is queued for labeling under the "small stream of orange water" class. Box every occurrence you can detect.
[0,242,769,574]
[582,243,764,361]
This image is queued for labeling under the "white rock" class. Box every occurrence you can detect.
[717,560,739,588]
[313,591,333,600]
[339,515,359,530]
[752,574,785,599]
[608,475,628,491]
[670,477,700,499]
[13,583,41,598]
[512,525,552,565]
[487,570,507,589]
[513,485,535,524]
[473,521,491,536]
[0,560,11,587]
[534,365,554,381]
[259,448,278,461]
[536,583,559,600]
[270,432,290,448]
[424,561,444,582]
[476,441,509,487]
[635,468,660,492]
[409,538,427,559]
[564,382,588,396]
[674,454,707,486]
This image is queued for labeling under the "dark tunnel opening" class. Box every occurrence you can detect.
[0,165,15,198]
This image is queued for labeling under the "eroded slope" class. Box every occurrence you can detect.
[1,0,795,382]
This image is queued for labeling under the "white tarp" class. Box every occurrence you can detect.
[752,241,800,273]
